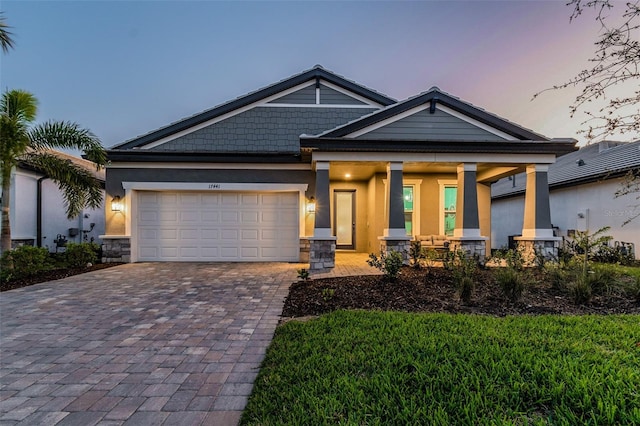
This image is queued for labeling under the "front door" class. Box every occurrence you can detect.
[334,190,355,249]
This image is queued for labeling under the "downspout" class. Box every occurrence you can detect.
[37,176,49,247]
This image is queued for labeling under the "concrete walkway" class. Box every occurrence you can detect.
[0,262,302,426]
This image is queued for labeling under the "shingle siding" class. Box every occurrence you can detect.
[268,85,316,104]
[151,107,376,153]
[355,109,507,141]
[320,85,367,105]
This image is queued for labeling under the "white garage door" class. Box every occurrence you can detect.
[136,191,299,262]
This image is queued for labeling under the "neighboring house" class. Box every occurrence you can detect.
[492,140,640,259]
[2,150,105,251]
[103,65,576,268]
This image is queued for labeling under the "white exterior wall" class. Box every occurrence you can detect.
[492,177,640,259]
[11,170,39,241]
[41,179,105,251]
[1,168,105,251]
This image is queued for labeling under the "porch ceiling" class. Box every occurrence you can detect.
[327,161,523,182]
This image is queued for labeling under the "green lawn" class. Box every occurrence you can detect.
[242,311,640,425]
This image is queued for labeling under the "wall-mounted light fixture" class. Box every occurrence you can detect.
[111,195,123,212]
[306,197,316,213]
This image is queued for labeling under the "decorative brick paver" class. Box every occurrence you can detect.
[0,262,300,425]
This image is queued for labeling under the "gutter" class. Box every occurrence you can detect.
[37,176,49,247]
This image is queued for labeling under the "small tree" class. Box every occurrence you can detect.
[0,90,107,254]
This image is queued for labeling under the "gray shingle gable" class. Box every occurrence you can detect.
[356,108,507,141]
[151,107,377,153]
[314,87,547,141]
[111,65,395,150]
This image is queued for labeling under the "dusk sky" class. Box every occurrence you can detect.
[1,0,637,150]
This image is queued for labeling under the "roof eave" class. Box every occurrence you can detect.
[106,150,306,163]
[112,67,396,151]
[320,89,548,141]
[300,138,577,155]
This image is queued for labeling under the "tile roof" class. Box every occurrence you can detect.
[492,140,640,198]
[19,149,105,182]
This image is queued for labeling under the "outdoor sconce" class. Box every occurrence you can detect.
[111,195,123,212]
[306,197,316,213]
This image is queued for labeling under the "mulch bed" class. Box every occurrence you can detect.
[0,263,124,292]
[282,267,640,318]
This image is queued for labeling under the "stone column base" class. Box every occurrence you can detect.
[448,237,488,260]
[514,237,561,263]
[378,237,411,264]
[299,238,311,263]
[101,236,131,263]
[309,237,337,270]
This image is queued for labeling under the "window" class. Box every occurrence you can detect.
[403,185,414,236]
[443,186,457,236]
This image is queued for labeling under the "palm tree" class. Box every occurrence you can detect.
[0,12,15,53]
[0,89,107,253]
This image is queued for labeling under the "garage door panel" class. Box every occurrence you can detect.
[136,191,299,261]
[221,211,238,222]
[241,247,259,258]
[159,211,178,221]
[222,193,239,205]
[160,229,178,240]
[139,211,159,223]
[160,193,178,205]
[241,229,259,240]
[160,247,178,258]
[201,229,219,239]
[241,194,259,205]
[180,211,200,222]
[241,211,259,223]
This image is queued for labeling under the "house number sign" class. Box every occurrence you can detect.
[208,184,221,189]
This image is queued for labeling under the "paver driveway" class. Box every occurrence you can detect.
[0,262,300,425]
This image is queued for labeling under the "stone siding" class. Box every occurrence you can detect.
[309,239,336,270]
[102,238,131,263]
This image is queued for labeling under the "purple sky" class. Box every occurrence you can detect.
[1,0,636,149]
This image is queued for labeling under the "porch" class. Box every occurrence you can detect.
[304,159,563,270]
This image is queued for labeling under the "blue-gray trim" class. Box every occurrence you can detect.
[388,167,406,230]
[300,138,577,155]
[316,88,547,141]
[112,65,395,150]
[534,171,552,229]
[106,151,305,163]
[314,168,331,229]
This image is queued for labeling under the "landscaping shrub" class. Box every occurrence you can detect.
[367,249,404,282]
[495,267,525,302]
[409,240,424,268]
[64,242,99,268]
[445,250,478,304]
[569,274,593,304]
[492,248,529,303]
[0,245,51,282]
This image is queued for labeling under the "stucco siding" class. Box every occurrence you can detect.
[356,109,507,141]
[491,178,639,258]
[150,107,376,153]
[330,181,369,252]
